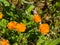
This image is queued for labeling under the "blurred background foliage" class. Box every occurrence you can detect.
[0,0,60,45]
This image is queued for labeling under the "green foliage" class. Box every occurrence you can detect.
[49,38,60,45]
[26,5,34,14]
[0,19,8,28]
[0,0,10,6]
[37,36,60,45]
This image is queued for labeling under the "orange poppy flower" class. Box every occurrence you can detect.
[16,23,26,32]
[7,21,17,30]
[0,39,10,45]
[33,14,41,23]
[39,24,49,35]
[0,12,3,19]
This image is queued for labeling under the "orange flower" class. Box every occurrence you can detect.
[39,24,49,35]
[7,21,17,30]
[0,39,10,45]
[16,23,26,32]
[33,14,41,23]
[0,12,3,19]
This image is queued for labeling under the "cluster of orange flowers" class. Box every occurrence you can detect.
[33,14,50,35]
[0,39,10,45]
[0,12,50,35]
[7,21,26,32]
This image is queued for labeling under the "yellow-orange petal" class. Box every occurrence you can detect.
[39,24,49,35]
[16,23,26,32]
[0,39,10,45]
[33,14,41,23]
[0,12,3,19]
[7,21,17,30]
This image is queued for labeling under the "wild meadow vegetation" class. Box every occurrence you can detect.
[0,0,60,45]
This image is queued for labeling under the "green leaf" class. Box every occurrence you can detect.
[37,36,45,45]
[4,1,10,6]
[13,43,18,45]
[49,38,60,45]
[37,38,44,45]
[27,14,33,20]
[56,2,60,7]
[26,5,34,14]
[0,19,8,28]
[44,39,51,45]
[0,0,4,2]
[0,0,10,6]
